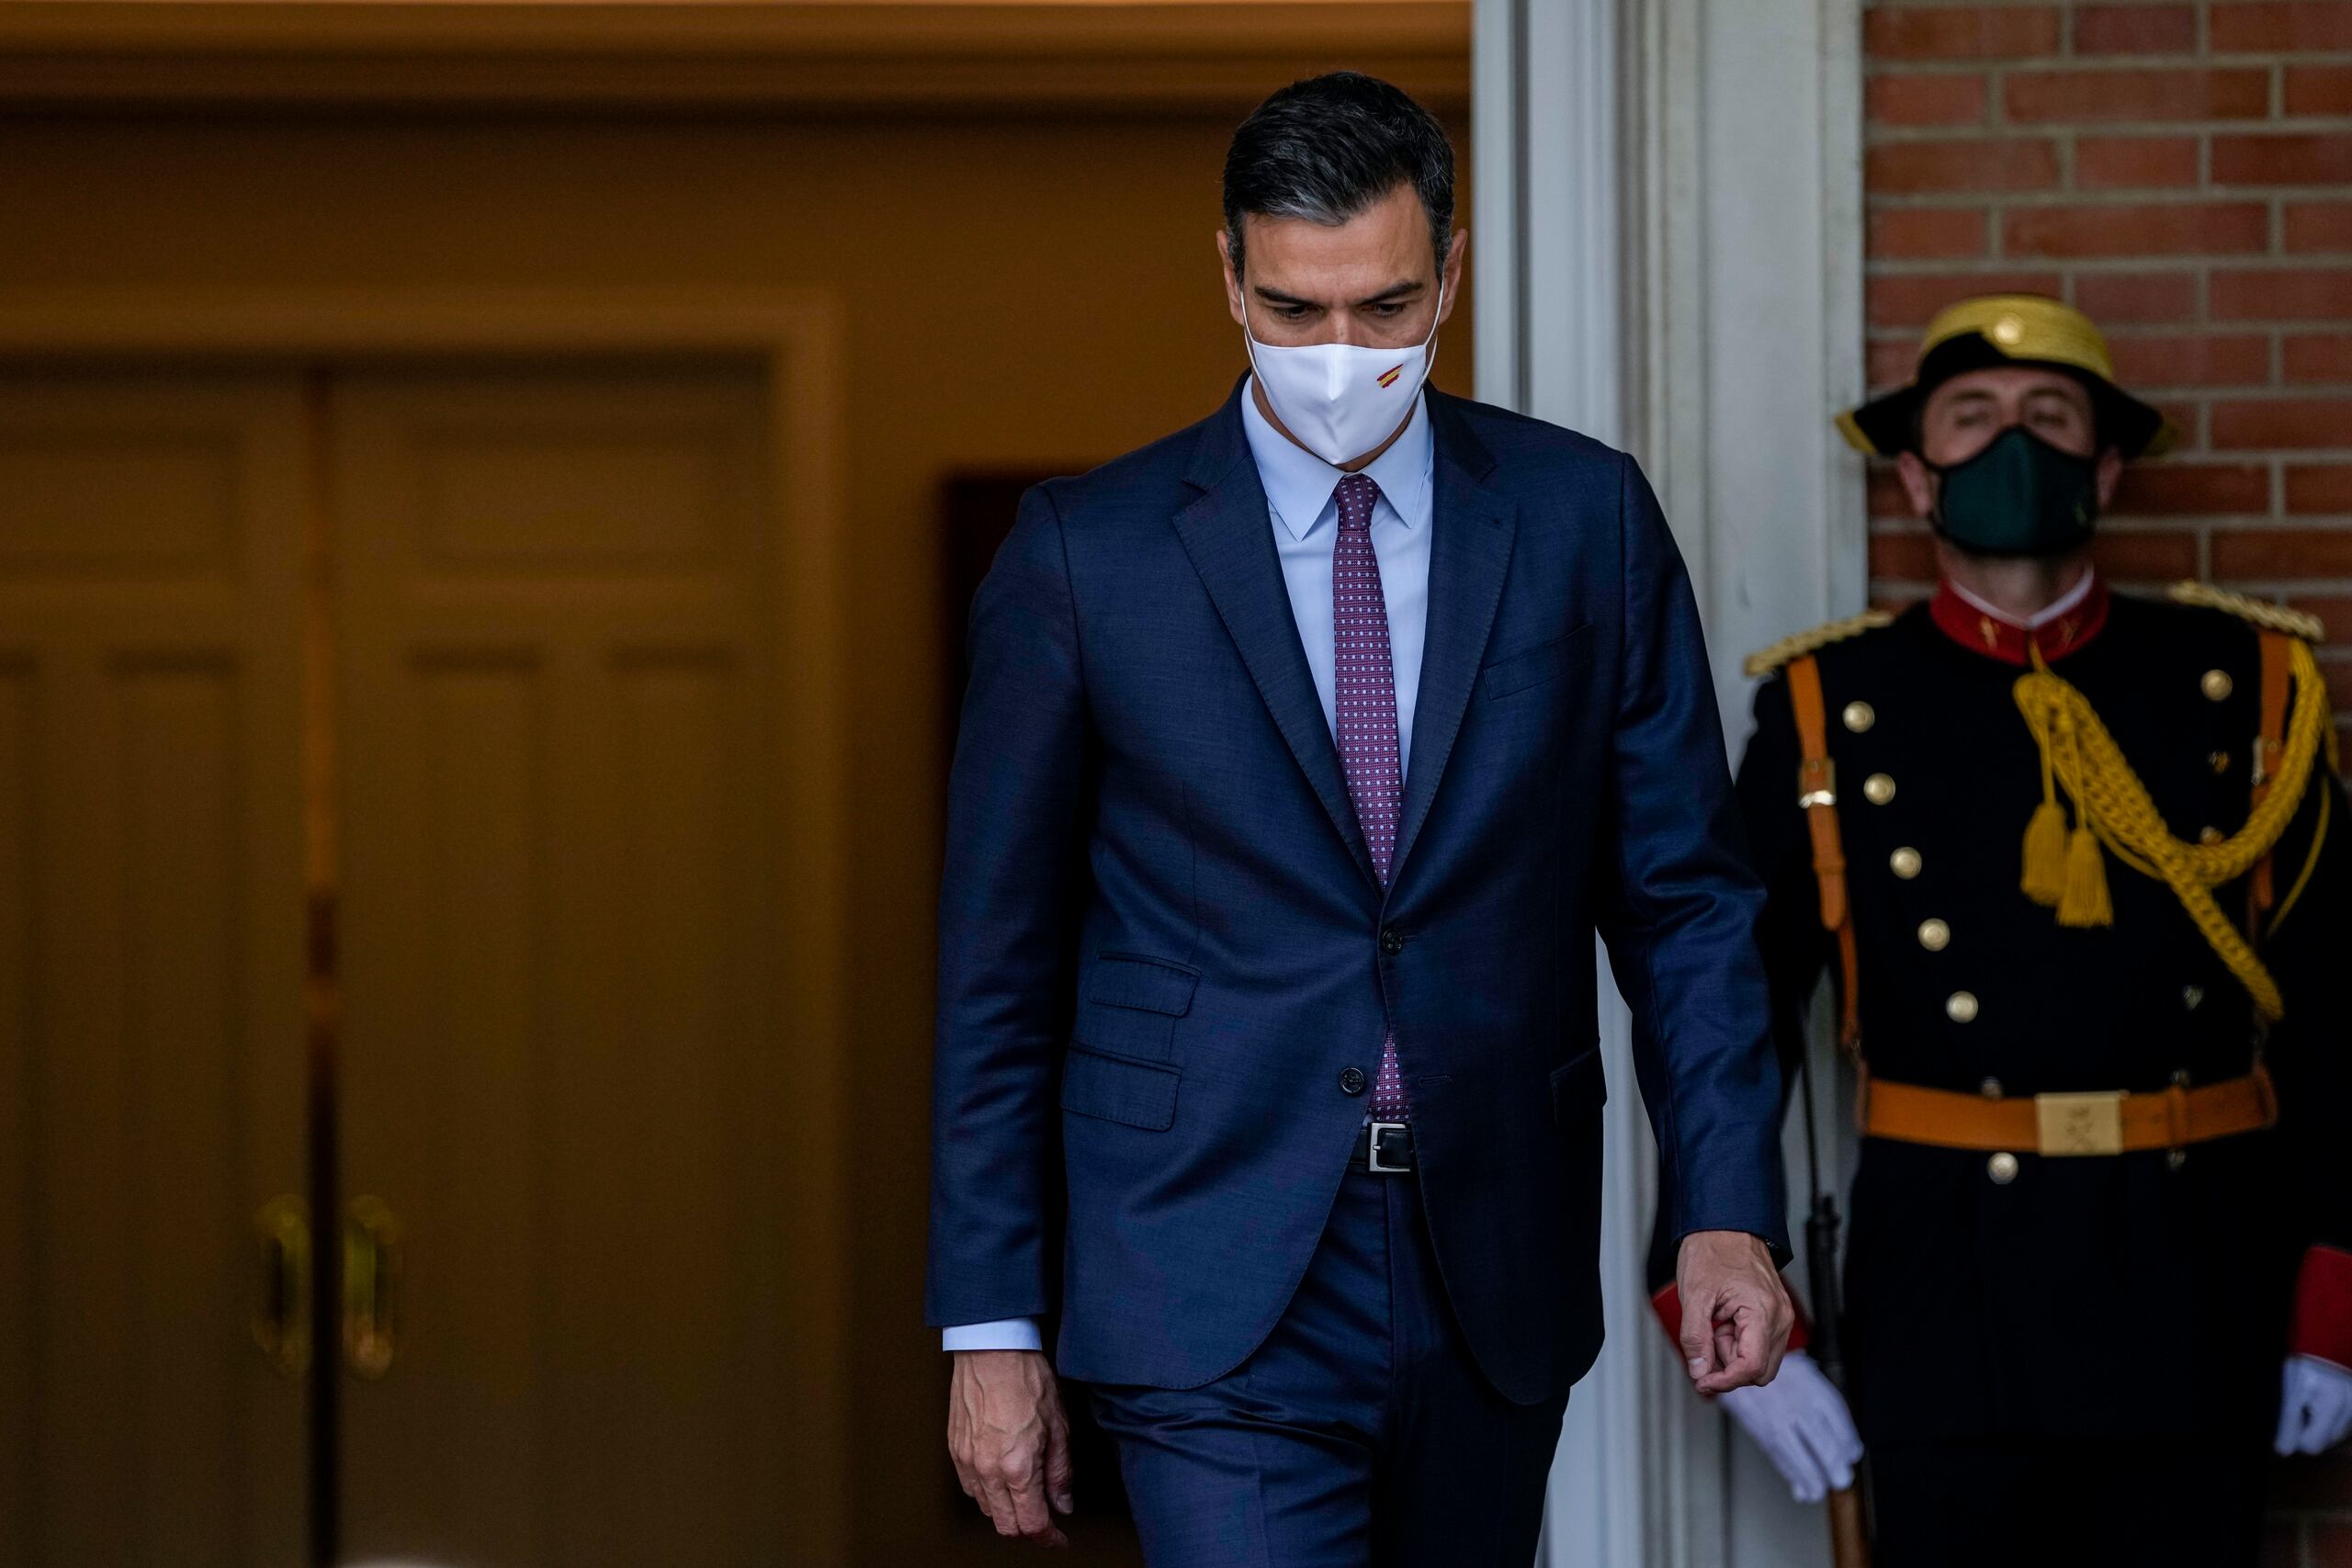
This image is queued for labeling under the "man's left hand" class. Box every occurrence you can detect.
[1675,1230,1794,1397]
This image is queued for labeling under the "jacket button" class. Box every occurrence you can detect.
[1378,928,1406,955]
[1340,1066,1368,1096]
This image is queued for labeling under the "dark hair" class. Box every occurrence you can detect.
[1223,72,1455,281]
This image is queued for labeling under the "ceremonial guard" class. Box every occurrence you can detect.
[1646,295,2352,1566]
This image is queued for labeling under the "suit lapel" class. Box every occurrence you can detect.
[1172,385,1380,891]
[1391,395,1516,885]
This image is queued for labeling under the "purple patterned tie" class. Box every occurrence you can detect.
[1331,473,1409,1122]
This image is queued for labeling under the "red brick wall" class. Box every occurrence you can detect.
[1861,3,2352,1561]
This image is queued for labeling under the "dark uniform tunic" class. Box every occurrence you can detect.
[1646,581,2352,1564]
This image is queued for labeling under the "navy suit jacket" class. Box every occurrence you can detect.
[926,379,1788,1404]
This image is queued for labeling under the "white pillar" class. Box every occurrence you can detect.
[1474,0,1865,1562]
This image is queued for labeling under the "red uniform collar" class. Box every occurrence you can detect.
[1928,573,2110,666]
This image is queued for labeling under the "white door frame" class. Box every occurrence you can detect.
[1474,0,1866,1562]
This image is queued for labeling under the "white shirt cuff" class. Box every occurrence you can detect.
[942,1317,1045,1353]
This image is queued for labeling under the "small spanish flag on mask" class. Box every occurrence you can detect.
[1376,364,1404,389]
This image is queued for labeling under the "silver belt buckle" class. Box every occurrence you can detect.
[1365,1121,1410,1174]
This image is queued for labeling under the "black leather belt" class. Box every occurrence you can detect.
[1353,1120,1414,1174]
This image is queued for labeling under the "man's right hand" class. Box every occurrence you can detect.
[948,1348,1076,1547]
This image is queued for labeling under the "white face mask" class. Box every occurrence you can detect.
[1242,283,1446,468]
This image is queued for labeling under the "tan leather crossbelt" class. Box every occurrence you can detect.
[1786,655,1861,1053]
[1860,1066,2278,1156]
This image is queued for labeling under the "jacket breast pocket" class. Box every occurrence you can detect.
[1075,951,1199,1057]
[1550,1042,1608,1129]
[1482,621,1592,701]
[1061,1044,1181,1132]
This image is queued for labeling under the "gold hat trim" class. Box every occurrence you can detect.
[1920,295,2117,383]
[1835,293,2181,458]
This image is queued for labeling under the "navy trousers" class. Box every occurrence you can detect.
[1088,1165,1570,1568]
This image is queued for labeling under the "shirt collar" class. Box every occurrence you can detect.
[1945,568,2097,630]
[1239,376,1435,542]
[1929,568,2110,666]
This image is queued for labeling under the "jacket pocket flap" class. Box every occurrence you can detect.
[1482,621,1591,700]
[1083,953,1200,1017]
[1550,1043,1608,1124]
[1061,1046,1181,1131]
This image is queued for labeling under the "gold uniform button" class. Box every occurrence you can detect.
[2199,826,2223,845]
[2201,669,2233,702]
[1918,918,1951,952]
[1946,990,1980,1023]
[1891,846,1923,879]
[1987,1151,2020,1184]
[2210,750,2232,775]
[1863,773,1896,806]
[1842,701,1876,734]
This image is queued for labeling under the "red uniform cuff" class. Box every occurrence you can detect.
[2290,1245,2352,1373]
[1649,1282,1811,1353]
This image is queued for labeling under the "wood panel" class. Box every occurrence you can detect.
[0,1,1470,113]
[333,361,792,1565]
[0,369,309,1567]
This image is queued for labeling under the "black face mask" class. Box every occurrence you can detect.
[1928,425,2100,559]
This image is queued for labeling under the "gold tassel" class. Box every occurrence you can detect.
[2021,706,2068,907]
[2056,824,2113,927]
[2021,799,2068,906]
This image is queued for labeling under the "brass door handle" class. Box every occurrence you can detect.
[251,1195,312,1379]
[343,1195,403,1380]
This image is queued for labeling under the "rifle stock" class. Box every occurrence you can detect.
[1807,1193,1871,1568]
[1827,1486,1870,1568]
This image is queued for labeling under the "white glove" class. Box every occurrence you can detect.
[1716,1349,1865,1505]
[2276,1354,2352,1455]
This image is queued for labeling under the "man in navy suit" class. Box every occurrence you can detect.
[928,73,1794,1565]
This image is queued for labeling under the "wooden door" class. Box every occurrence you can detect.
[331,362,793,1565]
[0,368,311,1566]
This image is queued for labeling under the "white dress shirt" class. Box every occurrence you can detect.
[942,383,1438,1354]
[1946,565,2097,629]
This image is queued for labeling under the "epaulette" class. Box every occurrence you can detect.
[1742,610,1895,679]
[2167,581,2325,643]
